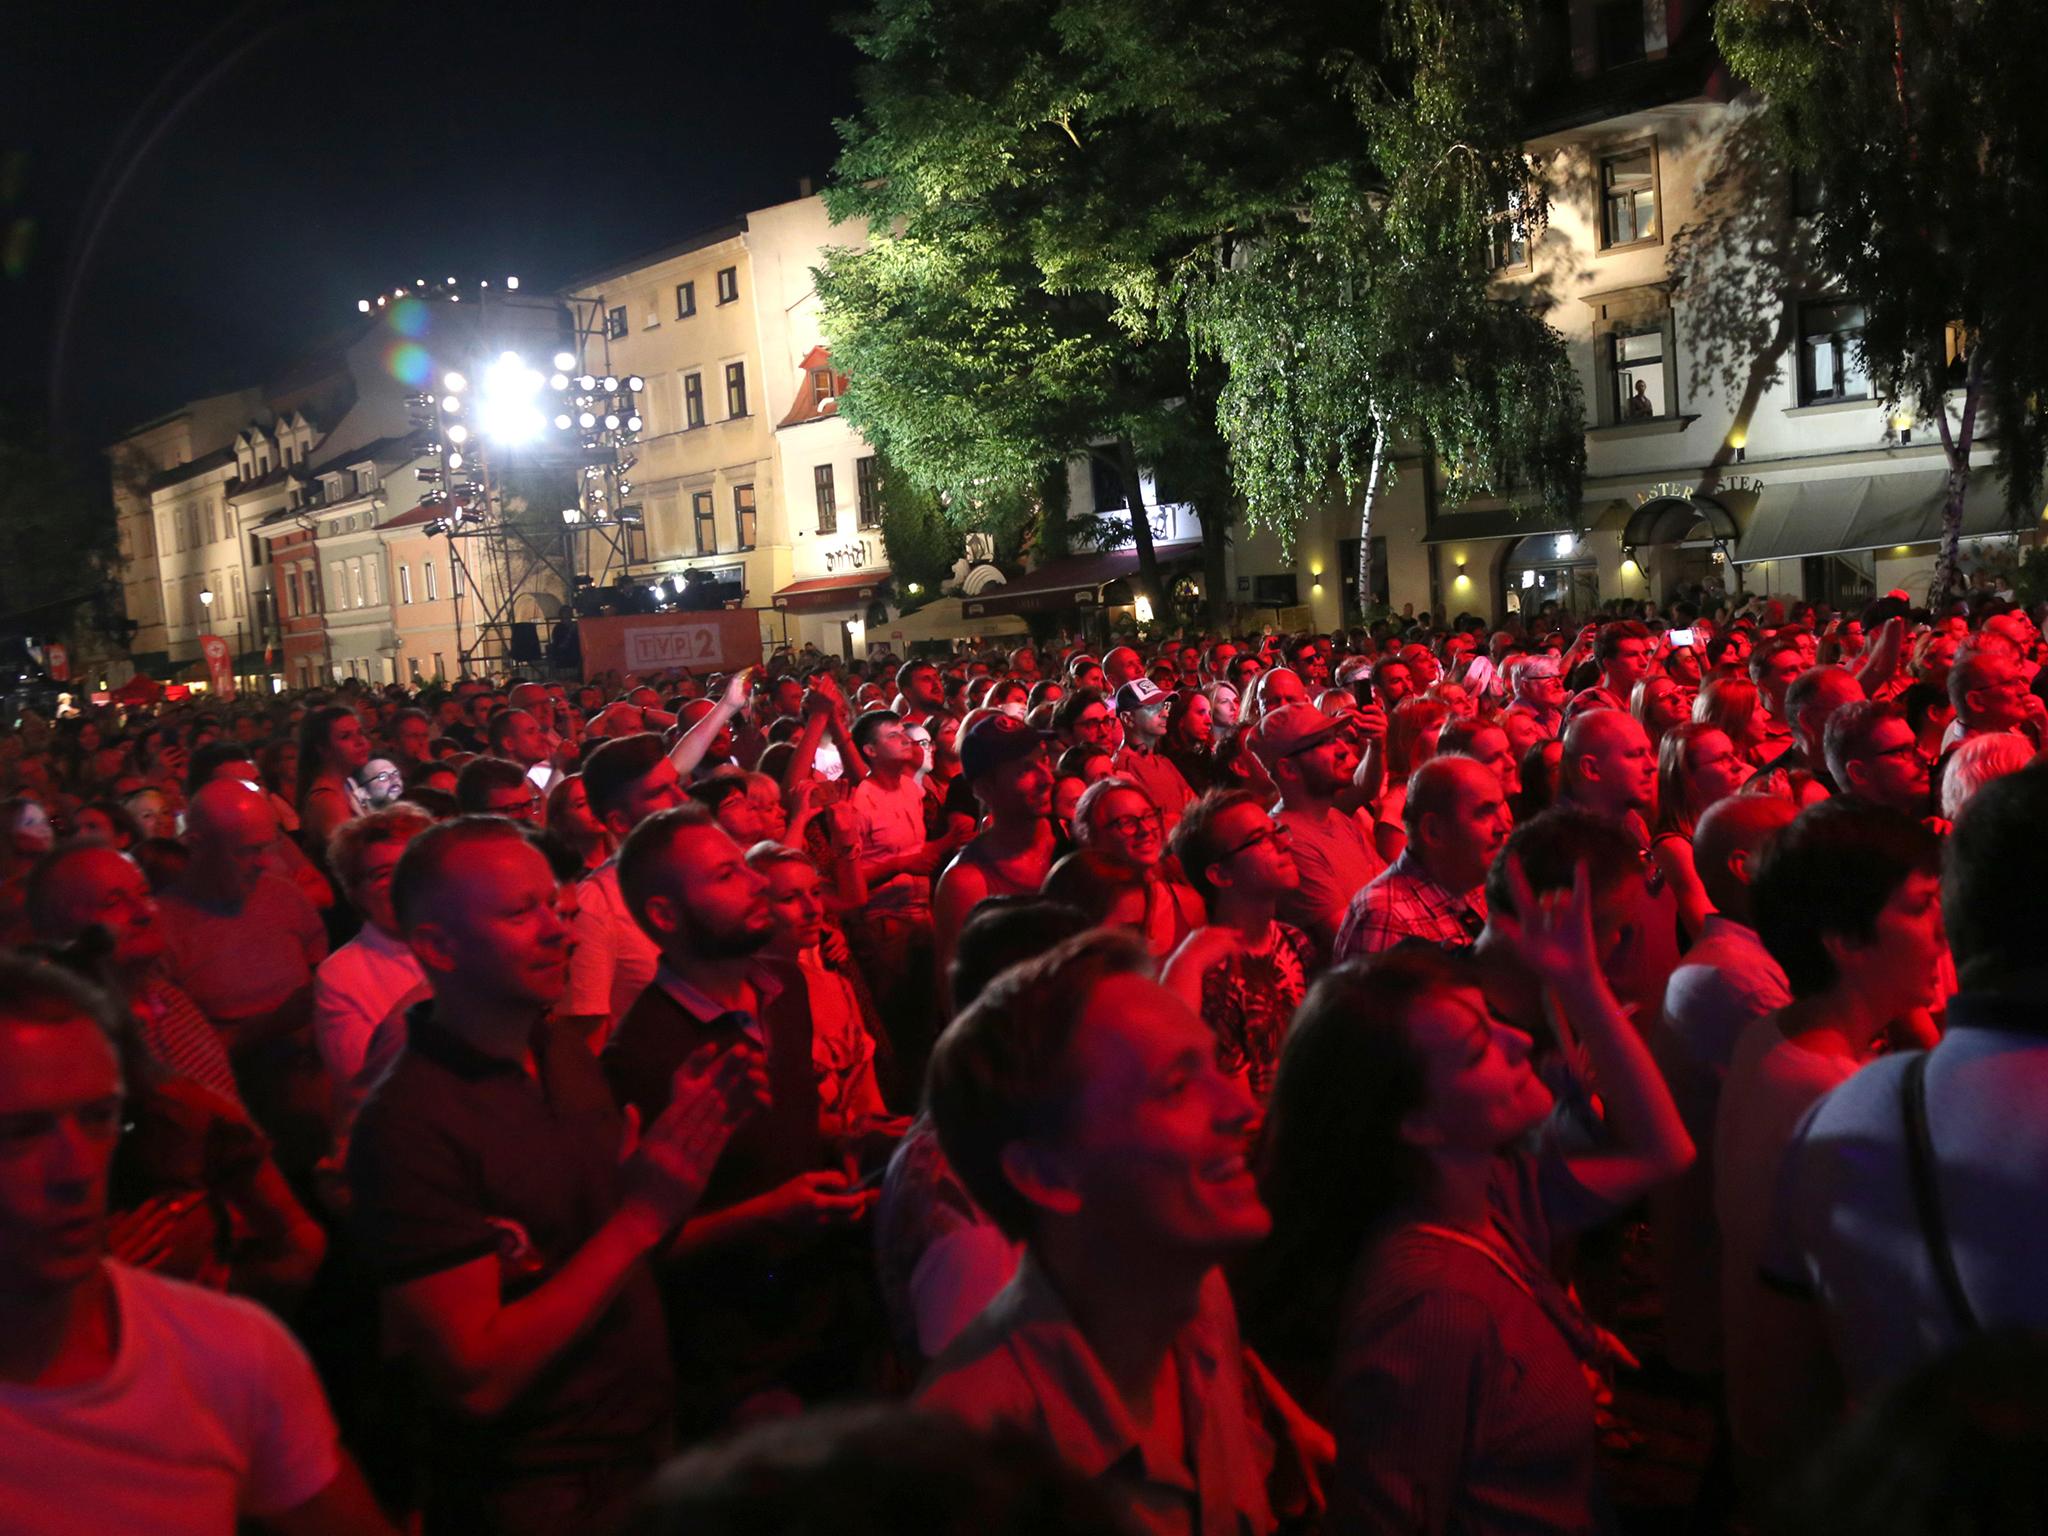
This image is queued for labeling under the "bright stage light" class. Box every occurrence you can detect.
[576,374,596,391]
[601,376,619,393]
[444,372,468,393]
[554,413,573,430]
[626,375,644,392]
[604,412,621,430]
[357,299,371,313]
[475,352,548,446]
[447,452,464,470]
[549,373,569,391]
[441,396,462,414]
[554,351,576,371]
[506,276,520,290]
[578,411,596,429]
[625,413,643,432]
[446,424,468,444]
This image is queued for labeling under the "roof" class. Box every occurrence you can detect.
[771,569,892,613]
[777,347,845,429]
[378,503,442,532]
[306,431,427,481]
[144,446,237,493]
[962,540,1203,618]
[563,219,750,293]
[226,464,299,501]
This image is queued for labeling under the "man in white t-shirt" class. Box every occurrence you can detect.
[0,954,390,1535]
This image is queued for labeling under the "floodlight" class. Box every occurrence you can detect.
[561,507,582,525]
[625,413,643,432]
[444,372,468,393]
[447,452,464,470]
[441,396,462,414]
[554,413,573,430]
[553,351,576,371]
[357,299,371,313]
[549,373,569,391]
[604,413,621,430]
[506,276,520,290]
[475,352,549,446]
[578,411,596,429]
[601,376,619,393]
[446,424,468,444]
[626,375,644,392]
[576,374,596,391]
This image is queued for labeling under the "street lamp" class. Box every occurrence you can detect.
[199,589,215,612]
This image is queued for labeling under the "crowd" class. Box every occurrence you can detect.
[6,584,2048,1534]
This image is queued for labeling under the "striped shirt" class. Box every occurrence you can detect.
[134,976,243,1109]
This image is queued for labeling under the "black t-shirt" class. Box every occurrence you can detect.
[347,1005,671,1476]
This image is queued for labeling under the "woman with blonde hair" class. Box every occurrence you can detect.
[1694,675,1771,767]
[1653,721,1752,937]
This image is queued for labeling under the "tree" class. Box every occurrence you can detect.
[819,0,1363,625]
[1716,0,2048,610]
[0,416,120,647]
[870,454,1039,611]
[1173,2,1584,610]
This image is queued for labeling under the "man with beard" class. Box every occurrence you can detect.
[1253,704,1385,959]
[604,806,880,1434]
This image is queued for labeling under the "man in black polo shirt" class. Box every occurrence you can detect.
[603,805,880,1434]
[346,816,764,1535]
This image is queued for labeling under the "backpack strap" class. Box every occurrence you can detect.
[1901,1050,1981,1336]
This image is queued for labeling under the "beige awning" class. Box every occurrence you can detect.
[1732,469,2029,564]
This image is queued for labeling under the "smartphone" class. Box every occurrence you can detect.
[1668,627,1695,648]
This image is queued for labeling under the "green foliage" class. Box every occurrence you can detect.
[872,455,1038,611]
[1717,0,2048,602]
[0,418,119,631]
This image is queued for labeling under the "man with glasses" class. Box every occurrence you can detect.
[1051,687,1116,757]
[456,757,543,822]
[1824,699,1934,820]
[1164,790,1313,1102]
[1251,703,1386,960]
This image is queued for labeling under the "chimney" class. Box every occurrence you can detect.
[799,176,814,198]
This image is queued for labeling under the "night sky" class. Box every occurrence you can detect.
[0,0,860,454]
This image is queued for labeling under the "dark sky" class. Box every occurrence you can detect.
[0,0,861,455]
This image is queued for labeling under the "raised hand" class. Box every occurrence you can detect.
[1492,853,1600,990]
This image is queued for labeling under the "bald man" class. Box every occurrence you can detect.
[1560,708,1659,833]
[159,780,329,1172]
[1334,756,1506,960]
[1654,794,1797,1377]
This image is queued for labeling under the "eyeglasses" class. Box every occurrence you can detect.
[1104,809,1164,839]
[1220,821,1293,859]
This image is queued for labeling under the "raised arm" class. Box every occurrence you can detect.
[667,667,755,778]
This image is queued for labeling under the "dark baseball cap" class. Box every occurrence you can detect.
[959,712,1053,783]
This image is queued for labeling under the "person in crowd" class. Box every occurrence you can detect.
[545,772,614,872]
[1558,707,1659,842]
[1334,755,1505,960]
[1246,855,1691,1535]
[918,929,1333,1533]
[1101,644,1146,691]
[1631,673,1695,748]
[1651,793,1799,1381]
[744,842,897,1143]
[1373,653,1418,713]
[1069,777,1204,959]
[1751,665,1864,803]
[561,734,688,1045]
[455,756,542,822]
[1696,673,1773,768]
[1161,688,1217,793]
[1161,788,1313,1103]
[875,898,1087,1367]
[312,805,435,1137]
[1944,643,2046,754]
[932,714,1060,1001]
[1040,848,1151,932]
[296,704,373,853]
[1652,720,1753,937]
[1051,744,1110,843]
[1566,619,1656,719]
[0,955,393,1535]
[1109,678,1196,829]
[1434,715,1521,801]
[1378,696,1449,848]
[1050,686,1116,759]
[1254,703,1385,958]
[891,658,946,732]
[347,816,764,1532]
[1251,666,1309,719]
[1749,637,1805,758]
[844,709,964,1082]
[1718,801,1943,1499]
[1938,729,2032,821]
[485,707,556,794]
[1823,698,1935,820]
[602,806,880,1435]
[1504,653,1565,741]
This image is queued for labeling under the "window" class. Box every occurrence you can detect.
[814,464,837,534]
[398,564,413,604]
[675,281,696,319]
[1089,455,1128,512]
[1799,301,1871,404]
[409,655,422,682]
[693,491,717,555]
[810,367,836,407]
[1491,188,1531,271]
[450,557,463,596]
[1601,146,1658,247]
[230,571,244,618]
[683,371,705,428]
[724,361,748,418]
[735,484,757,550]
[303,563,320,614]
[856,455,881,529]
[357,464,379,494]
[330,562,347,611]
[364,559,381,605]
[432,652,445,680]
[1611,329,1667,420]
[285,570,301,617]
[1595,0,1645,69]
[424,560,438,601]
[606,306,628,339]
[716,266,738,304]
[351,561,367,607]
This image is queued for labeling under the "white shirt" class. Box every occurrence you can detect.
[564,858,661,1031]
[0,1263,340,1534]
[849,774,931,915]
[312,922,427,1116]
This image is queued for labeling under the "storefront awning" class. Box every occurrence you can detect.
[771,571,892,614]
[1621,494,1742,549]
[962,540,1203,617]
[1731,469,2028,565]
[1421,510,1573,545]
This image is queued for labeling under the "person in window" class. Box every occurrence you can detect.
[1626,378,1656,419]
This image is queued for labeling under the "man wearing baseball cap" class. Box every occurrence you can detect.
[932,713,1061,1008]
[1253,702,1387,959]
[1110,678,1196,832]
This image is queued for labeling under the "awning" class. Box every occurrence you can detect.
[962,540,1202,618]
[1622,494,1742,548]
[1731,469,2028,565]
[1421,510,1573,545]
[770,571,892,614]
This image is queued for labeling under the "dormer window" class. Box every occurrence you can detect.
[810,368,836,407]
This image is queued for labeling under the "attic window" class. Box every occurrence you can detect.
[810,368,836,407]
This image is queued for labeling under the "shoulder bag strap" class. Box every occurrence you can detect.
[1901,1050,1981,1336]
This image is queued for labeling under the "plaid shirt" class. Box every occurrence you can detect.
[1333,851,1488,962]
